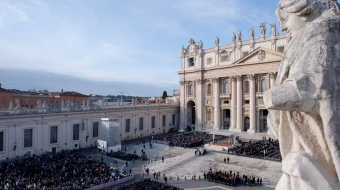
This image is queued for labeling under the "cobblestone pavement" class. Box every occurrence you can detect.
[80,143,277,190]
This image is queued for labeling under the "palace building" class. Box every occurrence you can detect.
[178,23,286,133]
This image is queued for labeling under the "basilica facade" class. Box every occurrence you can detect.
[178,24,286,133]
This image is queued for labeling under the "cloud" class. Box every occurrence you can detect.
[0,3,30,27]
[30,0,49,10]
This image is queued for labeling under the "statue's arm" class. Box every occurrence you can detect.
[264,76,316,112]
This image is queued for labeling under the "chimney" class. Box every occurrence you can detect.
[61,89,64,93]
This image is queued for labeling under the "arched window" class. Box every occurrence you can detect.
[245,81,249,94]
[189,84,194,96]
[261,79,267,92]
[207,84,212,95]
[224,82,230,94]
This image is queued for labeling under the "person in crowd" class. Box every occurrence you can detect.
[228,138,281,160]
[107,151,139,161]
[0,150,131,190]
[117,178,182,190]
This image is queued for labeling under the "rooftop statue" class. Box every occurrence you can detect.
[238,31,242,41]
[232,32,236,43]
[198,40,203,50]
[249,28,255,39]
[215,37,219,47]
[270,23,277,36]
[264,0,340,189]
[260,23,266,37]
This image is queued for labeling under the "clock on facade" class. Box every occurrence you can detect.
[189,45,195,53]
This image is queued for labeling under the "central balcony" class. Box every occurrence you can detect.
[220,93,231,99]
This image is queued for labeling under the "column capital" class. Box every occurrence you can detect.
[195,79,203,84]
[236,75,243,81]
[212,78,220,83]
[230,76,237,82]
[270,72,277,79]
[247,74,255,80]
[179,81,185,86]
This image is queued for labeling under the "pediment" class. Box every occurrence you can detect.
[233,47,283,65]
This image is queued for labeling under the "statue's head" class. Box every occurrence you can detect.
[276,0,319,36]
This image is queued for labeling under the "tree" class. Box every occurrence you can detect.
[135,96,141,101]
[162,91,168,99]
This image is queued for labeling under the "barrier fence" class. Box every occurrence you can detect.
[84,175,135,190]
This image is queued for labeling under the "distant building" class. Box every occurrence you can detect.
[0,84,89,110]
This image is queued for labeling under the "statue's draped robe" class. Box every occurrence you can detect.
[265,10,340,190]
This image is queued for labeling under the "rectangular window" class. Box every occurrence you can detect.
[278,46,284,53]
[50,126,58,144]
[93,122,99,137]
[172,114,175,125]
[221,55,229,62]
[126,119,130,132]
[55,100,59,105]
[224,101,230,104]
[0,98,2,104]
[0,132,3,151]
[162,115,166,127]
[245,100,250,104]
[151,116,156,128]
[206,58,212,65]
[24,129,33,148]
[73,124,80,141]
[189,57,194,66]
[25,99,29,104]
[139,118,144,130]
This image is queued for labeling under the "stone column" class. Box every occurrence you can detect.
[236,75,243,131]
[213,78,220,130]
[195,79,203,131]
[230,76,237,130]
[248,74,256,133]
[179,81,185,129]
[270,73,276,88]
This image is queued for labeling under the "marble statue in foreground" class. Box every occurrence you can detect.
[263,0,340,189]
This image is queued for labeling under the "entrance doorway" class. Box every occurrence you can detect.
[186,101,196,130]
[244,117,250,131]
[260,109,268,132]
[52,147,57,155]
[222,109,230,130]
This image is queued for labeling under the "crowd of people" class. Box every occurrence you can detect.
[204,169,262,187]
[154,132,214,148]
[116,179,183,190]
[228,137,281,160]
[0,150,130,190]
[107,151,139,161]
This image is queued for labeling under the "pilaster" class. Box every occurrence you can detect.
[179,81,185,129]
[270,73,276,88]
[230,76,237,130]
[236,75,243,132]
[195,79,203,131]
[213,78,220,130]
[248,74,256,133]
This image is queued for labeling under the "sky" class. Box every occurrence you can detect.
[0,0,280,96]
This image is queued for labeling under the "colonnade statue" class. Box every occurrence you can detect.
[264,0,340,189]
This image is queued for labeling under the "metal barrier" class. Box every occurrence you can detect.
[84,175,135,190]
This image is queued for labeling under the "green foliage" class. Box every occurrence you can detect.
[162,91,168,99]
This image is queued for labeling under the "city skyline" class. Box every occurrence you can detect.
[0,0,279,96]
